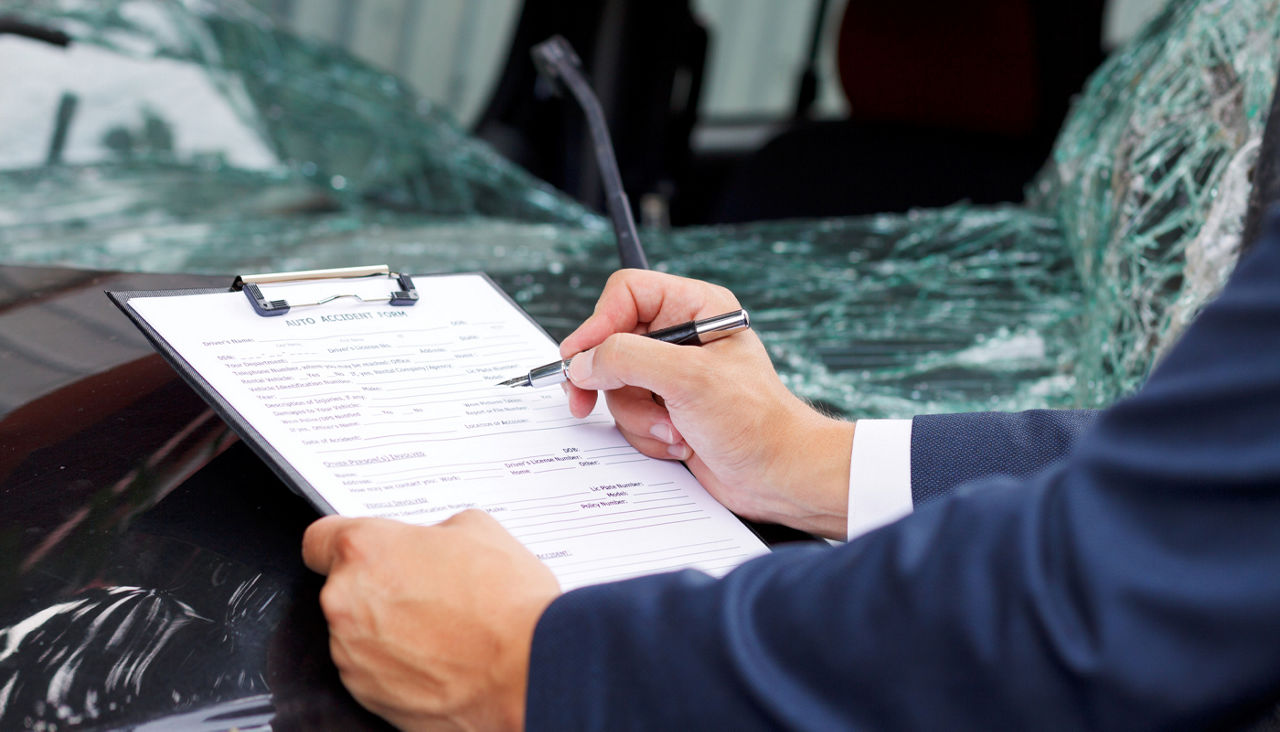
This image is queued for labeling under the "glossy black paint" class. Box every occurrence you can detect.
[0,266,388,730]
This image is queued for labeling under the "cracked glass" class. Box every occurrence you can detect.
[0,0,1276,419]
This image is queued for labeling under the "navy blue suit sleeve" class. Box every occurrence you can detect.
[911,410,1099,505]
[526,212,1280,730]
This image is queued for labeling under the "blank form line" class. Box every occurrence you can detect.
[317,420,614,452]
[546,539,734,568]
[363,380,487,394]
[585,444,632,452]
[516,516,711,545]
[375,469,501,484]
[512,509,703,540]
[391,393,511,408]
[364,466,507,485]
[360,430,455,441]
[533,466,578,474]
[504,503,695,531]
[492,508,578,521]
[376,469,508,485]
[292,353,437,365]
[367,379,475,390]
[366,453,553,477]
[584,452,639,461]
[452,339,526,353]
[604,458,650,465]
[262,388,362,400]
[360,416,454,426]
[420,466,507,477]
[485,491,593,506]
[554,547,747,578]
[468,348,537,360]
[386,386,507,399]
[500,499,599,512]
[466,356,544,370]
[374,391,498,403]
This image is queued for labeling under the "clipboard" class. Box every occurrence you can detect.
[108,265,772,588]
[107,265,546,516]
[231,264,418,317]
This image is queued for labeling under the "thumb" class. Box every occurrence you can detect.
[567,333,710,403]
[301,514,352,575]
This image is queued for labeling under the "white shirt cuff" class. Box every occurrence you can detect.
[846,419,914,540]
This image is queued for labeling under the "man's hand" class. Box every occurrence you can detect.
[560,269,855,539]
[301,510,560,731]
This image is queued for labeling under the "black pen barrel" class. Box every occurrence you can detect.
[646,320,701,345]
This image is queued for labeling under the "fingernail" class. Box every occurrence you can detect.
[649,423,675,444]
[560,382,569,396]
[568,349,594,383]
[667,443,691,460]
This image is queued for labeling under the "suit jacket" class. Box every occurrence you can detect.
[526,210,1280,730]
[911,409,1098,504]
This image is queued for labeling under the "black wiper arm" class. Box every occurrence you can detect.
[531,35,648,271]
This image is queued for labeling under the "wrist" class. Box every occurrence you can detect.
[764,404,854,538]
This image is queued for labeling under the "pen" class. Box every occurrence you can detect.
[496,309,751,388]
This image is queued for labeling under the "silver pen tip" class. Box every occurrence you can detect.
[495,375,529,387]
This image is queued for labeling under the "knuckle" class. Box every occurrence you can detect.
[709,283,739,308]
[597,333,630,364]
[605,269,635,288]
[318,581,351,626]
[331,527,367,565]
[600,270,640,305]
[447,507,490,527]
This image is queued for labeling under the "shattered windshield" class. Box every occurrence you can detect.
[1,0,1277,417]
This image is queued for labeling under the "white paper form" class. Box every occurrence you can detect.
[127,274,767,590]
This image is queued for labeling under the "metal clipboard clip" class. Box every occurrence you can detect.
[231,264,419,317]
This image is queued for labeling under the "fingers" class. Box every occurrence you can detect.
[603,387,688,459]
[559,271,644,358]
[301,507,559,731]
[568,332,714,403]
[303,512,503,580]
[566,381,598,419]
[561,271,742,419]
[303,515,414,576]
[440,506,500,532]
[559,270,740,358]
